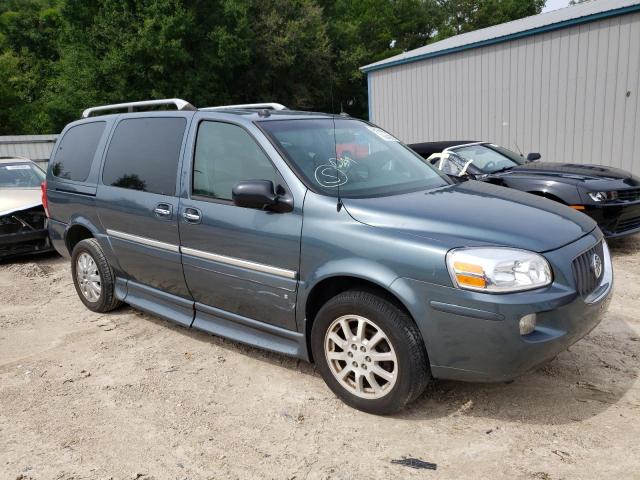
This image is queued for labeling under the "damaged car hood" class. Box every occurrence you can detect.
[0,188,42,216]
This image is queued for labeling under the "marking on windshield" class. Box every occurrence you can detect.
[315,158,349,188]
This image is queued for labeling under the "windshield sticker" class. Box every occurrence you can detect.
[3,165,31,170]
[315,159,348,188]
[366,126,399,142]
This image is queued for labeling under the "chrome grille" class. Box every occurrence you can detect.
[572,241,604,298]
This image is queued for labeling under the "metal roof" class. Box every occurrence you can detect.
[0,135,57,162]
[0,157,34,164]
[361,0,640,73]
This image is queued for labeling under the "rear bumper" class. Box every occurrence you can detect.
[395,229,612,382]
[48,218,70,258]
[583,202,640,238]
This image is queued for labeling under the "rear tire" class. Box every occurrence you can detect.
[311,289,430,414]
[71,238,122,313]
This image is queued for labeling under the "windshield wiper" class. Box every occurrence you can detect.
[491,165,515,174]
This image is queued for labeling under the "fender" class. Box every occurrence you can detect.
[295,257,410,334]
[493,176,583,205]
[65,215,124,273]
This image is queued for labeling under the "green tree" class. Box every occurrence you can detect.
[0,0,549,133]
[41,0,195,129]
[321,0,443,116]
[0,51,26,134]
[0,0,61,133]
[42,0,332,128]
[435,0,546,38]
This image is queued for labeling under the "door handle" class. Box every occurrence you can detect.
[154,203,173,218]
[183,207,201,224]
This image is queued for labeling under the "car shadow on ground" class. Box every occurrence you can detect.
[0,250,60,266]
[398,315,638,425]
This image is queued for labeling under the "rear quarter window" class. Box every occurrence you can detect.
[50,122,106,182]
[102,117,186,195]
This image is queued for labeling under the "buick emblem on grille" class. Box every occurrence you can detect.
[591,253,603,279]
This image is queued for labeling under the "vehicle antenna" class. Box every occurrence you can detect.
[514,141,523,157]
[332,117,343,212]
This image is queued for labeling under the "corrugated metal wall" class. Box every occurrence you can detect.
[369,12,640,176]
[0,135,57,170]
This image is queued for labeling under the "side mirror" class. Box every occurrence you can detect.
[232,180,292,213]
[526,152,541,161]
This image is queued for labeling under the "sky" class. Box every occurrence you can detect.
[543,0,571,12]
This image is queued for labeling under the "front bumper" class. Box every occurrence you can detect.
[395,229,612,382]
[582,201,640,238]
[0,228,52,259]
[0,205,52,259]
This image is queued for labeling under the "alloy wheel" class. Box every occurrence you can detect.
[324,314,398,399]
[76,252,101,302]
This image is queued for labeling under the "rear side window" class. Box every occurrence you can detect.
[51,122,106,182]
[193,121,279,201]
[103,117,186,195]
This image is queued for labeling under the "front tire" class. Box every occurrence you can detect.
[311,289,430,414]
[71,238,122,313]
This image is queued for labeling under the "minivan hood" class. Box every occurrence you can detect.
[342,181,596,253]
[0,188,42,216]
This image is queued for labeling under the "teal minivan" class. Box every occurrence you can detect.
[46,100,612,414]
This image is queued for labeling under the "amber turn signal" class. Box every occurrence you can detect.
[455,274,487,288]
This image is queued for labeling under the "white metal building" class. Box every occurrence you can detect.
[361,0,640,176]
[0,135,57,170]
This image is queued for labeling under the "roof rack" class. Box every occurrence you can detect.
[201,102,288,111]
[81,98,197,118]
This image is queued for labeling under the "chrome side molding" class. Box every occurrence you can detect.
[180,246,297,279]
[106,229,297,280]
[106,229,180,253]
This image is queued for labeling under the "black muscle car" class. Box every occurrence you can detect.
[410,141,640,238]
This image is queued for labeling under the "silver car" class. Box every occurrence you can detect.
[0,157,52,259]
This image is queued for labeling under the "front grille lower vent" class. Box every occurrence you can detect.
[616,188,640,202]
[615,215,640,233]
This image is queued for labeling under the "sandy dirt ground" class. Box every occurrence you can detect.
[1,236,639,480]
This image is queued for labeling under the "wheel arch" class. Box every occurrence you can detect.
[65,217,100,254]
[303,274,419,362]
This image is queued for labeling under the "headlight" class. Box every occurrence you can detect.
[588,191,617,202]
[446,248,552,293]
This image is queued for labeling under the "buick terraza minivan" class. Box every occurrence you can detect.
[46,99,612,414]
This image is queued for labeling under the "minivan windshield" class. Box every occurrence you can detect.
[451,144,525,173]
[0,163,45,188]
[260,119,450,197]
